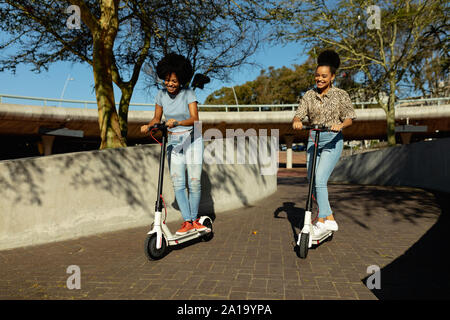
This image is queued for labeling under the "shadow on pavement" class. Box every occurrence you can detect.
[278,163,306,168]
[274,200,335,258]
[362,191,450,299]
[274,201,306,242]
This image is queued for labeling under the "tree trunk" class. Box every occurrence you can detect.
[386,75,397,146]
[92,40,125,149]
[113,34,151,143]
[386,104,396,146]
[91,0,125,149]
[118,85,133,144]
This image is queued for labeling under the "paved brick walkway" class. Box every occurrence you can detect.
[0,169,446,300]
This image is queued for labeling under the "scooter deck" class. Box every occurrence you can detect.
[311,231,333,246]
[167,228,211,245]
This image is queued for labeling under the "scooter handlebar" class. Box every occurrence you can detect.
[301,124,332,131]
[147,121,180,133]
[149,122,166,131]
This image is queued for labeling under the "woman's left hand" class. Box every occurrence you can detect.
[330,123,344,132]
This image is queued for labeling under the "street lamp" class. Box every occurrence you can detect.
[231,86,239,111]
[59,74,75,107]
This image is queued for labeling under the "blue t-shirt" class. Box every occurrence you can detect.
[155,88,197,132]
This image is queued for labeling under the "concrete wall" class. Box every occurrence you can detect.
[330,138,450,193]
[0,140,277,251]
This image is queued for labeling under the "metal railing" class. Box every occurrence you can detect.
[0,93,156,110]
[393,97,450,108]
[1,93,449,112]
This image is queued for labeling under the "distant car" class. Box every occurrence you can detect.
[280,145,287,151]
[292,144,305,151]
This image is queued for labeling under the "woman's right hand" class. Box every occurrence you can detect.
[140,124,150,134]
[292,119,303,130]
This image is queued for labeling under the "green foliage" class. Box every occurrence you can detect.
[204,55,362,107]
[204,59,317,106]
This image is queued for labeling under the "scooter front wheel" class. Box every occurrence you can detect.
[145,233,169,260]
[298,233,309,259]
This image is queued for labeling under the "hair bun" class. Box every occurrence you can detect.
[317,50,340,69]
[191,73,210,89]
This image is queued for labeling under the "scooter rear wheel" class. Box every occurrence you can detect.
[201,218,214,242]
[145,233,169,260]
[298,233,309,259]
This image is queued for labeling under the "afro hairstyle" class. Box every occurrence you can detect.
[156,53,194,87]
[317,50,340,75]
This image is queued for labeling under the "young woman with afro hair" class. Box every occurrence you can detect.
[292,50,356,237]
[141,53,207,235]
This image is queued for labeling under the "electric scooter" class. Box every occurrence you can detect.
[144,122,213,260]
[297,124,334,259]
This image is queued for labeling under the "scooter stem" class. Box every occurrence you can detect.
[306,129,320,212]
[155,125,168,213]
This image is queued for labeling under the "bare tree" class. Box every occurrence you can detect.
[269,0,448,145]
[0,0,265,146]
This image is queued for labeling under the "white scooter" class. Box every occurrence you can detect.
[297,125,334,259]
[144,122,213,260]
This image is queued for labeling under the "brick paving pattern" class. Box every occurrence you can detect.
[0,168,445,300]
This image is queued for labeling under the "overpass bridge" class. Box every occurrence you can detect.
[1,94,450,162]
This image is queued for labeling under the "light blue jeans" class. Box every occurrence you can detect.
[167,130,203,222]
[306,131,343,218]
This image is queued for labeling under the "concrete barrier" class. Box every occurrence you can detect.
[0,139,277,251]
[330,138,450,193]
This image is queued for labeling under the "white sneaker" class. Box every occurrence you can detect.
[312,222,328,239]
[324,220,338,231]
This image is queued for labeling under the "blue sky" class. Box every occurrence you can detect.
[0,41,307,107]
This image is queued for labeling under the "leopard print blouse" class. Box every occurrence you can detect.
[294,86,356,126]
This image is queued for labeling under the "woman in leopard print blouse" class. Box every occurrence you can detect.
[292,50,356,236]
